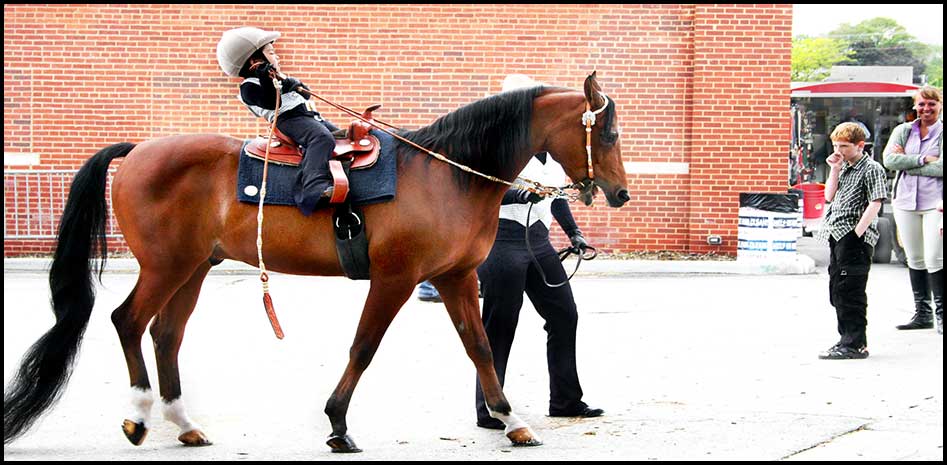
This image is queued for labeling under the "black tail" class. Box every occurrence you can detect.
[4,142,135,444]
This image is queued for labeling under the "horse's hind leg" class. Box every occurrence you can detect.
[149,261,213,446]
[432,271,541,446]
[324,277,416,453]
[111,268,194,446]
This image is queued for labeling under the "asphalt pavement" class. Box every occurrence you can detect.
[3,241,942,460]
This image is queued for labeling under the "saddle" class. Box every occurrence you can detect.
[245,104,382,204]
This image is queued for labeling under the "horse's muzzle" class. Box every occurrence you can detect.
[593,182,629,208]
[578,183,598,206]
[576,179,629,208]
[609,188,630,208]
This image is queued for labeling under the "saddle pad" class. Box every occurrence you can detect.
[237,129,397,207]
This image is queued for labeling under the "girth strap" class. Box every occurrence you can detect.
[332,183,371,280]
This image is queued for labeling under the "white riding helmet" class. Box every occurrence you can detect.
[216,27,280,77]
[502,73,543,92]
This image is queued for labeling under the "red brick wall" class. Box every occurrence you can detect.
[3,4,792,257]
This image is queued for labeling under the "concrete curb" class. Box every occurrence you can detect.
[4,254,817,276]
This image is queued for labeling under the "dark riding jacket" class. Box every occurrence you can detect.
[238,68,314,123]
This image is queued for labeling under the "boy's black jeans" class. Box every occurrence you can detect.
[828,230,873,349]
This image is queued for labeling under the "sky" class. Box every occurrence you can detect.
[793,4,943,45]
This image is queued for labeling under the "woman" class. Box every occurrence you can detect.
[474,74,603,429]
[216,27,337,215]
[883,86,943,335]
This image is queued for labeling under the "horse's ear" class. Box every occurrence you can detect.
[584,71,605,109]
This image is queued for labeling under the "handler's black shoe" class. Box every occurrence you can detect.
[476,417,505,430]
[818,344,869,360]
[549,407,604,418]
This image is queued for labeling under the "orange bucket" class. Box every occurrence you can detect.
[792,183,825,219]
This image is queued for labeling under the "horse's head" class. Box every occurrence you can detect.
[540,72,629,208]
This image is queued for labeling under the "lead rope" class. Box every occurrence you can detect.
[523,202,597,288]
[257,76,284,339]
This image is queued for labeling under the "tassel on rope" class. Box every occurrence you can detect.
[260,272,284,339]
[256,75,284,339]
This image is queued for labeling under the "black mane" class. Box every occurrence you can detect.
[397,86,549,189]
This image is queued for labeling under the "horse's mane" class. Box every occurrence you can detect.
[398,86,552,190]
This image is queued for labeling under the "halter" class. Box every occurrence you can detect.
[571,91,609,196]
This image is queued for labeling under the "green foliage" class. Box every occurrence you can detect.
[792,16,942,86]
[924,45,942,88]
[792,36,854,81]
[828,18,928,82]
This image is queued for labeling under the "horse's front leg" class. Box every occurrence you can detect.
[324,276,415,453]
[432,271,542,447]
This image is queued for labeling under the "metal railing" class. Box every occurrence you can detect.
[3,168,121,240]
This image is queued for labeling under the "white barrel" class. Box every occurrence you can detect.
[737,207,803,261]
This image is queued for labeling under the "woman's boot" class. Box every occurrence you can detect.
[930,270,943,335]
[896,268,933,330]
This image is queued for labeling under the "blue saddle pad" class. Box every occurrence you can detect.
[237,129,397,207]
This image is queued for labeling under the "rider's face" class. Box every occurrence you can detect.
[261,43,280,71]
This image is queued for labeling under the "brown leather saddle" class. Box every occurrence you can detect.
[245,104,382,204]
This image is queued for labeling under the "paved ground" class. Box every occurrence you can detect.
[3,243,942,460]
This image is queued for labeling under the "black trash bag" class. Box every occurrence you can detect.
[739,192,801,213]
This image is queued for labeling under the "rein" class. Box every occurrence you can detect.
[297,86,600,202]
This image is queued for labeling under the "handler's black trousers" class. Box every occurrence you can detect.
[475,220,588,423]
[828,230,873,349]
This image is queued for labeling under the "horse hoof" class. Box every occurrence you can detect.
[122,419,148,446]
[507,427,543,447]
[326,434,363,453]
[178,429,213,447]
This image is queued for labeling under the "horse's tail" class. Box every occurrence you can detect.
[3,142,135,444]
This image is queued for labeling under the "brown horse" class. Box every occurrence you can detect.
[3,72,629,452]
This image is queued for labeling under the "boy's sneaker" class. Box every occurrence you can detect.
[417,281,442,303]
[818,343,869,360]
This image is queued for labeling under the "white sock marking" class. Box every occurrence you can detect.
[162,398,200,433]
[128,386,154,427]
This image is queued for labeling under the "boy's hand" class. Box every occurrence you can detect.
[826,152,843,169]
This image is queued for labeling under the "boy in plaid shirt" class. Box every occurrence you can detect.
[816,122,888,359]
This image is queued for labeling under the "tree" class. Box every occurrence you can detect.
[827,18,929,83]
[924,45,942,88]
[791,36,853,82]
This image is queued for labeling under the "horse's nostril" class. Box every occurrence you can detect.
[617,189,630,202]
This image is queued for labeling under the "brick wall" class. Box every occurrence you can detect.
[3,4,792,257]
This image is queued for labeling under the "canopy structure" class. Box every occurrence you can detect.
[791,81,920,98]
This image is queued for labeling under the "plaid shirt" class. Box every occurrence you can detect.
[817,153,888,246]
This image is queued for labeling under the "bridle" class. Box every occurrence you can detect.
[523,91,609,288]
[568,91,610,199]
